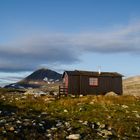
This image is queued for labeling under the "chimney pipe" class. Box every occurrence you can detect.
[98,66,101,75]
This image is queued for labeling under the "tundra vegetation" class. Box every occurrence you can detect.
[0,88,140,140]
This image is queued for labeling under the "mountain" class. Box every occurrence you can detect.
[5,68,62,89]
[21,68,62,82]
[123,76,140,96]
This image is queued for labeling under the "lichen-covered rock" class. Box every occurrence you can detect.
[66,134,81,140]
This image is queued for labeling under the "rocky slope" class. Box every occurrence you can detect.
[123,76,140,96]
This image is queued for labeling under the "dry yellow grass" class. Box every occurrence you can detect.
[123,76,140,96]
[0,89,140,139]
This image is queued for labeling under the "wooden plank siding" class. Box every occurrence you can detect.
[68,75,79,95]
[61,70,123,95]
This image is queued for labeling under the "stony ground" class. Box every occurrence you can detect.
[0,89,140,140]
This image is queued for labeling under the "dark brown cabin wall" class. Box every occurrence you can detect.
[112,77,122,95]
[99,77,113,93]
[78,75,88,95]
[94,76,112,94]
[97,76,122,94]
[82,76,100,95]
[80,76,98,95]
[80,75,88,95]
[63,71,123,95]
[80,76,99,95]
[120,78,123,94]
[68,75,79,95]
[80,76,122,95]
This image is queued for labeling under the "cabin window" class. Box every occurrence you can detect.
[89,77,98,86]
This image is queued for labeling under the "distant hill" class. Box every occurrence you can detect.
[20,68,62,82]
[5,68,62,89]
[123,76,140,96]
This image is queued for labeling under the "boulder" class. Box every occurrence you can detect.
[105,92,118,96]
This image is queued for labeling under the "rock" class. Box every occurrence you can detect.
[107,126,112,131]
[15,98,19,100]
[11,112,15,115]
[23,121,31,127]
[33,122,36,126]
[24,119,30,122]
[0,119,6,124]
[51,127,57,131]
[9,117,15,122]
[98,129,112,138]
[9,127,15,131]
[16,120,22,124]
[2,130,7,134]
[14,130,18,134]
[56,122,62,127]
[107,116,111,119]
[39,123,43,127]
[136,126,140,131]
[82,121,88,125]
[91,124,95,129]
[64,109,68,113]
[78,120,83,123]
[99,124,105,129]
[67,127,72,132]
[21,96,27,99]
[66,134,81,140]
[41,121,45,124]
[18,125,22,129]
[41,112,48,115]
[89,101,94,105]
[79,108,83,111]
[135,114,140,118]
[132,110,138,113]
[46,133,52,137]
[70,95,76,98]
[97,122,100,126]
[65,122,70,128]
[105,92,118,96]
[125,110,129,113]
[122,105,128,109]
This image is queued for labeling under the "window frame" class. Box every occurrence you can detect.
[89,77,98,86]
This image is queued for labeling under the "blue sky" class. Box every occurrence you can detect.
[0,0,140,86]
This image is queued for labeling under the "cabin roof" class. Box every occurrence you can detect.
[62,70,123,77]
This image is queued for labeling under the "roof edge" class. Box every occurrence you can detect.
[62,70,123,77]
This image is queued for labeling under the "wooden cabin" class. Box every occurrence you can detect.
[59,70,123,96]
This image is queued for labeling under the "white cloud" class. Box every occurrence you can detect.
[0,20,140,72]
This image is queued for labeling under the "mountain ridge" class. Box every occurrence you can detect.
[5,68,62,89]
[20,68,62,82]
